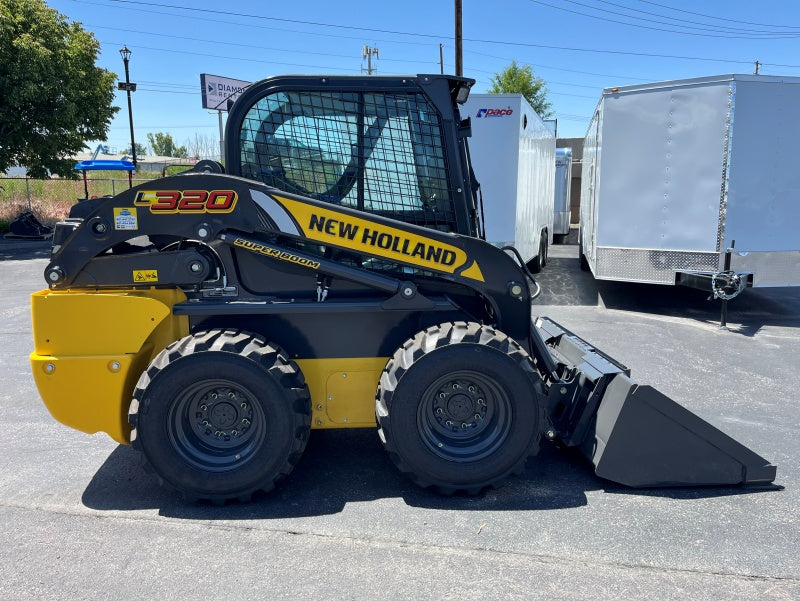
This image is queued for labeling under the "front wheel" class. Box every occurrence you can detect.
[376,322,543,494]
[129,329,311,502]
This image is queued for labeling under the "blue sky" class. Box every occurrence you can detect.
[48,0,800,153]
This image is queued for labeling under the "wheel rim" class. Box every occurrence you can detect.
[168,378,267,472]
[416,370,512,462]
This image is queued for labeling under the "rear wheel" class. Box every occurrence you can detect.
[129,329,311,502]
[376,322,543,494]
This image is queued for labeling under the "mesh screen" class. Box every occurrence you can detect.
[239,90,457,231]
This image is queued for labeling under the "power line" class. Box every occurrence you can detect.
[75,0,444,49]
[638,0,800,30]
[91,24,432,65]
[98,40,357,73]
[82,0,762,66]
[574,0,800,36]
[107,124,217,129]
[529,0,800,39]
[107,0,445,40]
[596,0,800,34]
[465,49,652,81]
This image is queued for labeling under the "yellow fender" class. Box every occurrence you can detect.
[30,288,188,443]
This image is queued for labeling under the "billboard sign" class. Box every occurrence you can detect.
[200,74,251,111]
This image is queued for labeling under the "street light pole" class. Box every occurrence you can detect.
[119,45,138,168]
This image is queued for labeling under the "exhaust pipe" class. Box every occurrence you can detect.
[535,317,777,488]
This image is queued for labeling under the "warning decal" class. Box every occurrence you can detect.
[132,270,158,283]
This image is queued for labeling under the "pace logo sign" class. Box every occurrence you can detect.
[475,108,514,118]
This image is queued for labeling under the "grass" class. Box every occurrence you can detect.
[0,173,161,232]
[0,198,75,232]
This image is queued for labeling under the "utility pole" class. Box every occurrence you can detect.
[362,46,380,75]
[439,43,444,74]
[754,60,761,75]
[455,0,463,76]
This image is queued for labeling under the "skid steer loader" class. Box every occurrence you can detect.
[30,74,776,502]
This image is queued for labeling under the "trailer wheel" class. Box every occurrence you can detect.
[376,322,543,494]
[578,230,590,271]
[129,329,311,502]
[529,231,548,273]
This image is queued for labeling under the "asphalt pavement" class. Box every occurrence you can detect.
[1,239,798,600]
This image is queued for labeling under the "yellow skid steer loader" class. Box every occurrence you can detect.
[30,74,776,502]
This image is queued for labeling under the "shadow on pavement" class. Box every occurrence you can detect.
[536,244,800,336]
[81,428,773,519]
[0,238,51,261]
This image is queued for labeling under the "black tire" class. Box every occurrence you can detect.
[528,231,548,273]
[376,322,543,495]
[540,231,548,269]
[129,329,311,502]
[578,229,590,272]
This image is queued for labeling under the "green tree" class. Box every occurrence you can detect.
[0,0,117,177]
[147,132,188,158]
[488,61,553,118]
[122,142,147,157]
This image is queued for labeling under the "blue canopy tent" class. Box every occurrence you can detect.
[74,159,135,199]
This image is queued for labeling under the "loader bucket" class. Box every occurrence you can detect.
[535,317,777,488]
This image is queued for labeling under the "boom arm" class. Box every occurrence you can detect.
[46,173,543,363]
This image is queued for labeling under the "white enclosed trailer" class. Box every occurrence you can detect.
[463,94,555,269]
[579,74,800,291]
[554,147,572,236]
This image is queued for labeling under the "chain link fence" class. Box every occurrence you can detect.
[0,175,157,230]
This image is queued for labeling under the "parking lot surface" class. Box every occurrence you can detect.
[1,239,798,600]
